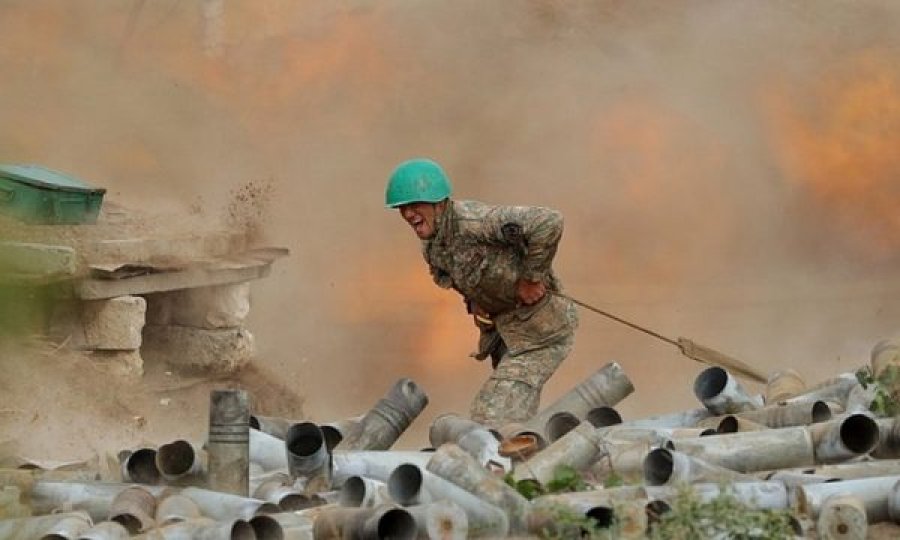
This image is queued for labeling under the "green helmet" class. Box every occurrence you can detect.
[385,158,452,208]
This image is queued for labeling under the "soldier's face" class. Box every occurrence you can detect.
[398,202,442,239]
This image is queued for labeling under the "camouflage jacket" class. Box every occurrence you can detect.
[422,199,577,354]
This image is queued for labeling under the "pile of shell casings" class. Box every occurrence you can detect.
[4,339,900,539]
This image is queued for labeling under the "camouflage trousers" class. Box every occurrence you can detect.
[469,333,574,428]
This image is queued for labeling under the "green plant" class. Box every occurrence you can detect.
[856,365,900,416]
[538,503,618,540]
[649,484,795,539]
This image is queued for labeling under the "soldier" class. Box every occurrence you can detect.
[385,157,578,428]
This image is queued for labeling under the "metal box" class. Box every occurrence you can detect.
[0,164,106,225]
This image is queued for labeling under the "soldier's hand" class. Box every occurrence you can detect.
[516,279,546,305]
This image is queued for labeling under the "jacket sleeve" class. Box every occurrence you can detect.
[473,205,564,282]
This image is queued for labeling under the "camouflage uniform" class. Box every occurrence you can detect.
[422,199,578,428]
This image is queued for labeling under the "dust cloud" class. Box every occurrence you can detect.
[1,1,899,448]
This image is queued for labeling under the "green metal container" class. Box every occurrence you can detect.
[0,164,106,225]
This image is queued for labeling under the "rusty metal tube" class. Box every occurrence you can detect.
[817,494,868,539]
[180,486,279,521]
[793,475,900,522]
[693,366,764,414]
[338,475,390,508]
[387,464,509,537]
[643,448,756,486]
[528,487,648,537]
[784,373,859,408]
[810,413,880,464]
[252,473,311,511]
[873,417,900,459]
[589,441,651,484]
[76,521,130,540]
[331,450,433,486]
[405,502,468,540]
[545,411,581,442]
[141,517,256,539]
[766,368,806,403]
[668,425,816,472]
[248,512,314,540]
[285,422,331,491]
[156,440,206,485]
[523,362,634,438]
[320,415,365,453]
[512,421,606,486]
[0,512,92,540]
[618,407,712,429]
[732,400,833,428]
[426,443,529,533]
[585,406,622,428]
[428,413,506,469]
[311,506,417,540]
[30,482,164,522]
[40,513,93,540]
[154,493,201,527]
[120,448,161,485]
[710,415,769,433]
[336,378,429,451]
[108,485,156,534]
[207,389,250,496]
[802,460,900,481]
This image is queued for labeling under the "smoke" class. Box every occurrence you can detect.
[1,0,899,444]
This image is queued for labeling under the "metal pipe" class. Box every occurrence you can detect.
[523,362,634,437]
[588,441,651,484]
[108,486,156,534]
[817,494,868,539]
[764,470,836,488]
[285,422,331,491]
[331,451,433,487]
[693,366,764,414]
[386,464,509,537]
[39,513,93,540]
[527,487,648,537]
[180,486,279,521]
[320,415,365,453]
[336,378,429,451]
[120,448,161,485]
[668,426,816,472]
[731,400,833,428]
[207,389,250,496]
[793,475,900,522]
[311,506,417,540]
[405,502,468,540]
[810,413,880,464]
[138,517,256,539]
[873,417,900,459]
[250,428,289,472]
[248,512,314,540]
[338,475,390,508]
[0,512,92,540]
[766,368,806,403]
[642,448,755,486]
[545,411,581,442]
[30,482,163,522]
[710,415,769,433]
[810,460,900,481]
[252,473,312,511]
[616,407,712,429]
[585,406,622,428]
[512,421,606,486]
[888,478,900,524]
[154,493,201,527]
[249,415,295,440]
[156,440,206,485]
[76,521,129,540]
[426,443,529,533]
[427,413,509,470]
[784,373,859,408]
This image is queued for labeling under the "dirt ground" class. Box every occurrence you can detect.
[0,337,306,466]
